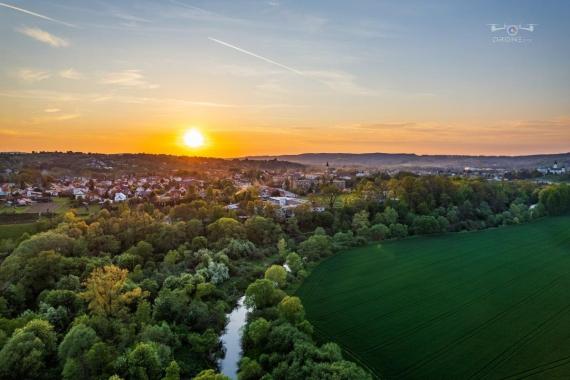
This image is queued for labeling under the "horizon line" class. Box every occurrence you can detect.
[1,150,570,159]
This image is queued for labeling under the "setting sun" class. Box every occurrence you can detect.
[183,129,205,149]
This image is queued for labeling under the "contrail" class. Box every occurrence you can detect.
[208,37,305,76]
[0,2,76,27]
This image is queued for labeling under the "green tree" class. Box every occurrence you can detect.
[320,184,342,209]
[376,206,398,225]
[278,296,305,323]
[58,324,99,362]
[412,215,440,235]
[126,342,162,380]
[81,265,146,317]
[245,279,285,310]
[298,234,332,261]
[285,252,303,274]
[193,369,229,380]
[207,217,245,243]
[389,223,408,238]
[245,216,282,247]
[352,210,370,232]
[246,318,270,346]
[162,361,180,380]
[0,319,57,379]
[369,223,390,241]
[238,357,263,380]
[277,238,288,259]
[264,265,287,288]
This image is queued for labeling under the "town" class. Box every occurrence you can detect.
[1,152,567,219]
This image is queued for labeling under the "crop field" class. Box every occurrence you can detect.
[297,216,570,379]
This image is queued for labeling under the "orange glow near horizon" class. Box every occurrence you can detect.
[1,2,569,158]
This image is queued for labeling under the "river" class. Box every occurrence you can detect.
[219,264,289,378]
[218,296,250,379]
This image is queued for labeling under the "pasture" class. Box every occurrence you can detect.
[297,216,570,379]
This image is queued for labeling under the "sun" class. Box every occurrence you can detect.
[183,129,205,149]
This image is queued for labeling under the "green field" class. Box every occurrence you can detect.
[0,222,37,240]
[297,217,570,379]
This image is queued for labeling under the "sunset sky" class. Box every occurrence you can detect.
[1,0,569,157]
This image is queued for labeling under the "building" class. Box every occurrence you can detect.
[537,161,567,175]
[293,179,316,191]
[73,188,87,200]
[114,192,127,202]
[331,179,346,190]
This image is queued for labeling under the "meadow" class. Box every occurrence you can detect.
[0,222,38,240]
[297,216,570,379]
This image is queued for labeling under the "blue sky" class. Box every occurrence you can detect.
[1,0,569,156]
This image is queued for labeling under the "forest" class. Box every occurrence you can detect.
[1,174,569,379]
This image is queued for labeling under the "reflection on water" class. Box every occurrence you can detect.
[219,296,250,379]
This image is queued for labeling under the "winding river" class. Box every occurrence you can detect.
[219,265,289,378]
[218,296,250,379]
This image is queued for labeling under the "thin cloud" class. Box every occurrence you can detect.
[30,113,80,124]
[111,11,152,27]
[18,26,69,47]
[170,0,246,24]
[59,68,82,80]
[208,37,305,76]
[305,70,377,95]
[208,37,375,95]
[17,69,51,82]
[101,70,158,89]
[0,2,76,27]
[44,108,60,113]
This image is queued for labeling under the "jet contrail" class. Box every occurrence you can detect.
[208,37,305,76]
[0,2,76,27]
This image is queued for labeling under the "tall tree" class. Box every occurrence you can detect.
[81,265,145,317]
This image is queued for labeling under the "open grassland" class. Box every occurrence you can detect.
[297,217,570,379]
[0,222,37,240]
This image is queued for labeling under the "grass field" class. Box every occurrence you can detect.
[0,222,38,240]
[0,197,100,216]
[297,216,570,379]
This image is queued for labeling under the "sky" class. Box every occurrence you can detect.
[0,0,569,157]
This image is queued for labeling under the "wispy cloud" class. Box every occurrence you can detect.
[0,2,76,27]
[0,89,77,102]
[17,69,51,82]
[0,128,42,138]
[169,0,246,24]
[30,113,80,124]
[212,64,281,78]
[208,37,375,96]
[209,37,305,76]
[0,89,302,110]
[59,68,82,80]
[101,70,158,89]
[17,26,69,47]
[44,108,60,113]
[305,70,377,96]
[111,11,151,27]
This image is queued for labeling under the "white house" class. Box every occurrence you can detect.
[537,161,566,175]
[73,188,86,200]
[114,192,127,202]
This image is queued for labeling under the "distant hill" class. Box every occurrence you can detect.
[0,152,304,178]
[246,152,570,170]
